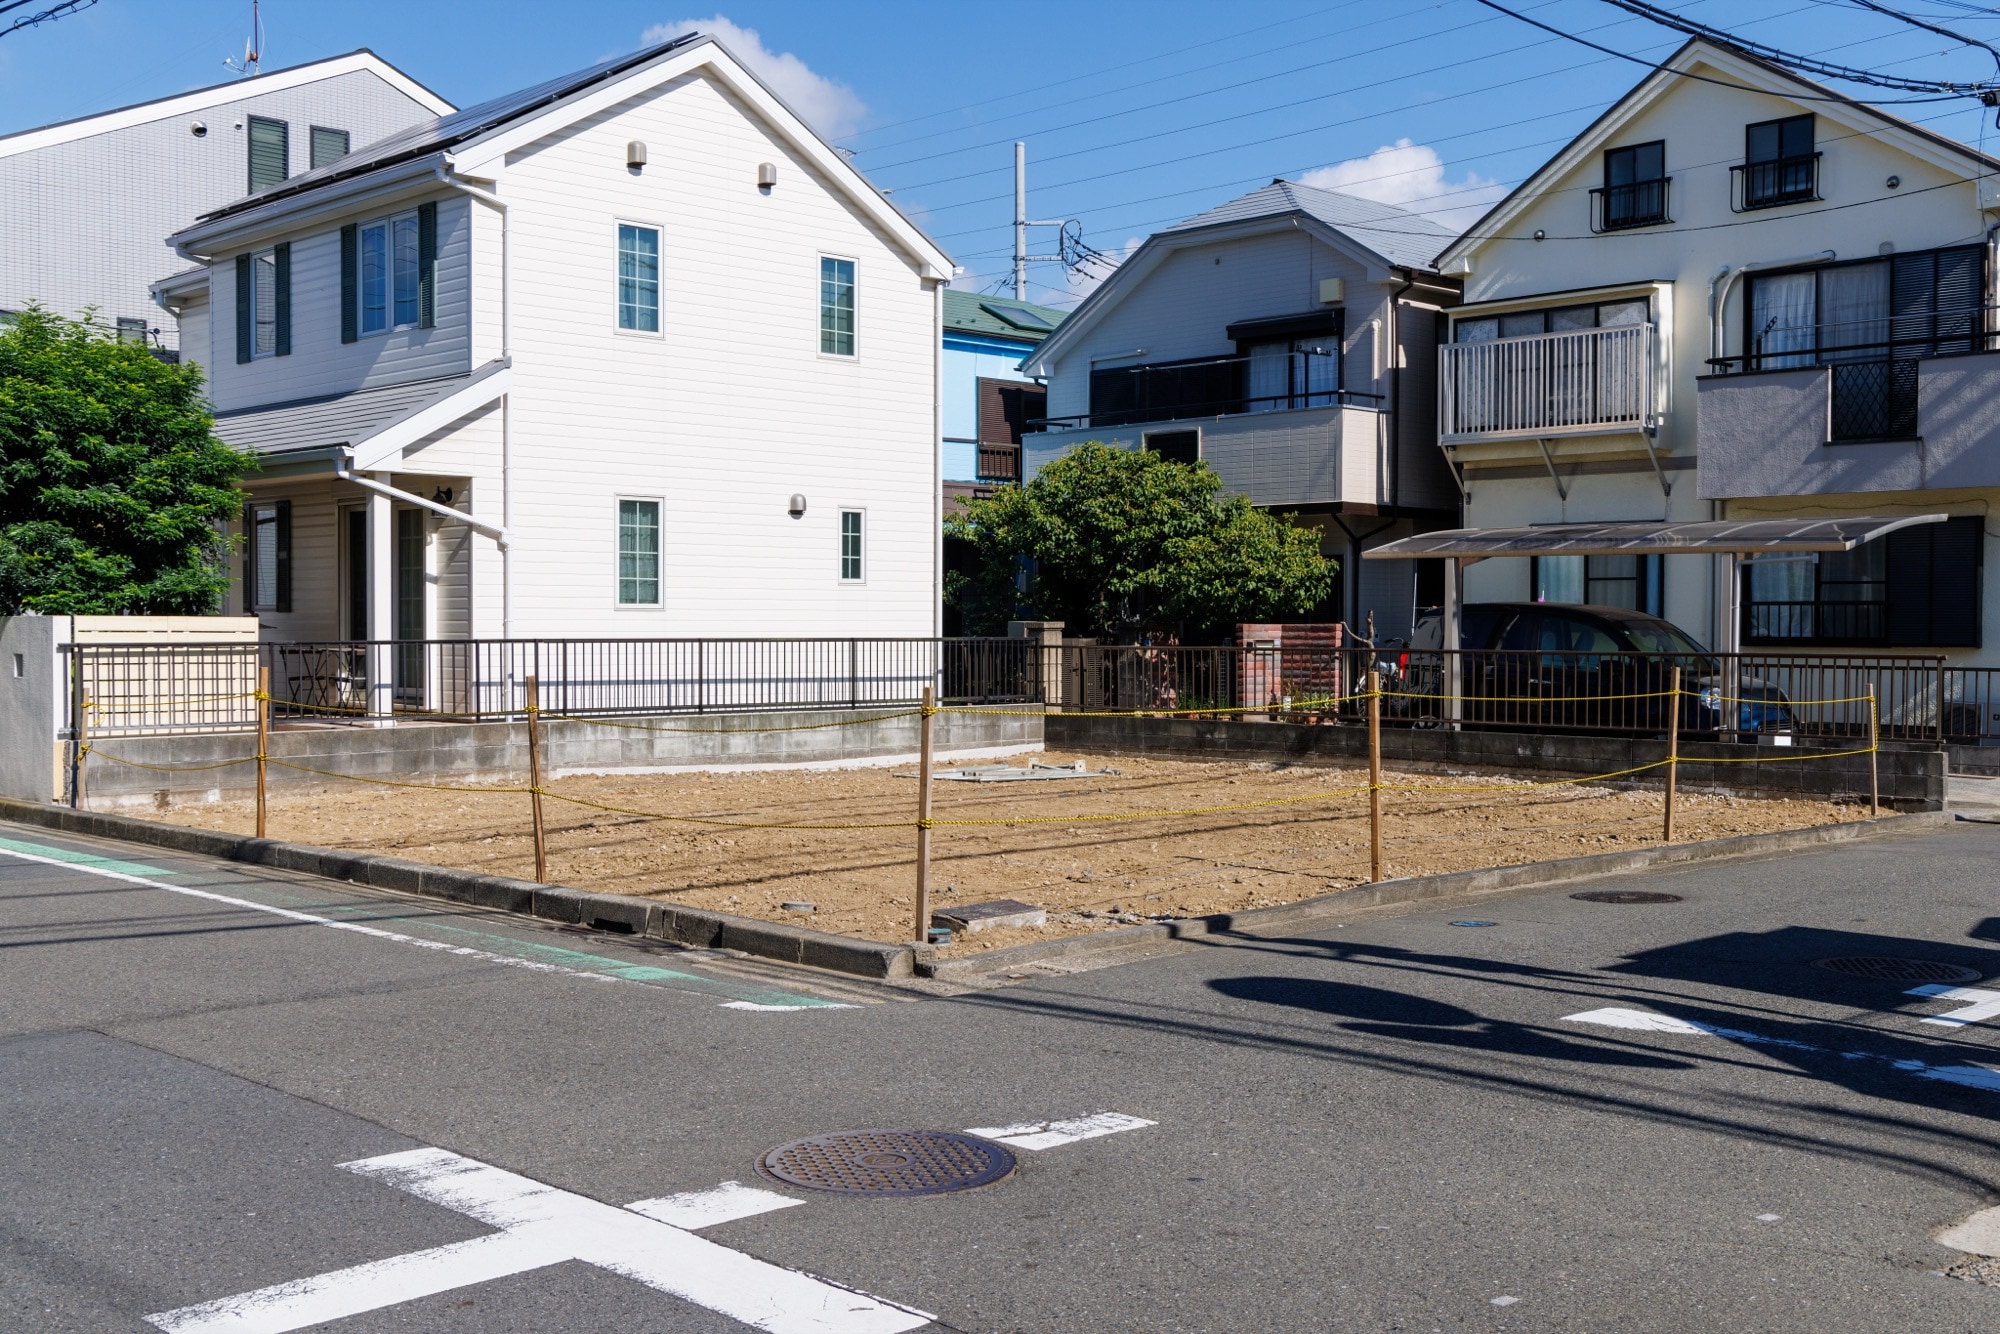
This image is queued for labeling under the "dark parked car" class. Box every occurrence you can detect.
[1392,602,1795,736]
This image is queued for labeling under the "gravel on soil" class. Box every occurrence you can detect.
[142,751,1866,954]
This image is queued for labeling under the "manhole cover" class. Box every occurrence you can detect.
[759,1130,1015,1197]
[1570,890,1684,904]
[1809,956,1982,984]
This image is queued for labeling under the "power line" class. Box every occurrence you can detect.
[0,0,96,37]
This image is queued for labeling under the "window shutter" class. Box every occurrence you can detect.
[247,116,289,192]
[272,242,291,357]
[241,502,257,608]
[417,201,437,329]
[235,253,253,363]
[274,500,292,614]
[1886,517,1985,647]
[309,125,350,169]
[340,224,359,344]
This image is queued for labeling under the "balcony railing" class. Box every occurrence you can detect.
[1731,153,1820,211]
[1036,349,1380,432]
[1438,322,1655,442]
[976,443,1020,482]
[1589,177,1671,232]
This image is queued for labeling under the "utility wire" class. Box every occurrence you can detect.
[0,0,95,37]
[1841,0,2000,66]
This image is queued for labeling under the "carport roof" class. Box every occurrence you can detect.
[1362,516,1949,559]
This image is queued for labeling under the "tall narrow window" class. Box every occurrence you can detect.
[250,248,278,357]
[839,509,864,582]
[618,499,661,605]
[243,500,290,613]
[359,222,389,334]
[392,213,421,328]
[1597,140,1668,230]
[357,211,422,336]
[309,125,350,169]
[248,115,289,191]
[820,257,855,356]
[617,224,660,332]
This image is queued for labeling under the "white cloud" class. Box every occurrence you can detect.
[1298,138,1507,232]
[641,15,865,140]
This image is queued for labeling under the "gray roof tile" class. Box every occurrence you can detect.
[213,364,498,456]
[1164,179,1455,271]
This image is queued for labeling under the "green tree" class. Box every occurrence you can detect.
[946,441,1335,640]
[0,307,254,615]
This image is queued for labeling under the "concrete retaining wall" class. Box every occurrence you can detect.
[79,706,1044,807]
[1048,714,1943,809]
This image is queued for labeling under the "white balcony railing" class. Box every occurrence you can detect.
[1439,323,1656,442]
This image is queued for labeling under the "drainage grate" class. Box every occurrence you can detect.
[759,1130,1015,1197]
[1570,890,1684,904]
[1810,956,1982,984]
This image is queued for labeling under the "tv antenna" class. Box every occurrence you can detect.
[223,0,263,77]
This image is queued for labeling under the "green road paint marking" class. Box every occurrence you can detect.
[0,836,170,878]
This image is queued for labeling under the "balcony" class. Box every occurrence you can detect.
[976,443,1020,483]
[1698,308,2000,500]
[1589,178,1671,232]
[1438,323,1657,445]
[1730,153,1820,211]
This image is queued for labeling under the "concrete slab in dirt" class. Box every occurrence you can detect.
[1937,1205,2000,1257]
[933,899,1047,933]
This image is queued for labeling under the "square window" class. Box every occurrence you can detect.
[820,257,855,356]
[618,499,661,605]
[618,224,661,332]
[839,509,864,581]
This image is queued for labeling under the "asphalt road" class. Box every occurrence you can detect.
[4,815,2000,1332]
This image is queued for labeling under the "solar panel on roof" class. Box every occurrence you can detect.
[981,302,1054,332]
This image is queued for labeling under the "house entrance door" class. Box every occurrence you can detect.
[393,508,426,703]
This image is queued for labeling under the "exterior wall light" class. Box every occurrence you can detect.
[627,140,648,173]
[1886,175,1901,189]
[190,121,208,138]
[758,161,778,193]
[788,493,807,519]
[1533,229,1546,241]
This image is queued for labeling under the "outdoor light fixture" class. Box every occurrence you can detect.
[432,486,455,505]
[627,140,647,172]
[788,494,807,519]
[190,121,207,137]
[1886,175,1901,189]
[758,162,778,192]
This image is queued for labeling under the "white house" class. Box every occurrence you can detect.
[1019,180,1462,637]
[1434,38,2000,668]
[154,34,953,710]
[0,51,449,352]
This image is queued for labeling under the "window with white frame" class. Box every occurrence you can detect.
[617,499,661,605]
[819,257,855,356]
[248,248,279,358]
[839,509,864,582]
[358,211,422,336]
[618,224,661,332]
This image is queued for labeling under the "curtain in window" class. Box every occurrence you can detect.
[1535,556,1584,604]
[1296,338,1339,407]
[1747,559,1817,639]
[1749,272,1815,368]
[1246,342,1290,412]
[251,252,278,356]
[1818,260,1890,363]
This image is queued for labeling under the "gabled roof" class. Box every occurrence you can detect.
[0,51,451,161]
[1164,179,1455,272]
[1022,178,1450,377]
[1437,37,2000,270]
[176,33,951,277]
[942,290,1067,343]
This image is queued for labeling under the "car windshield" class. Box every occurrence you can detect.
[1618,619,1709,657]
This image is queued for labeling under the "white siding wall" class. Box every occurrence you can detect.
[485,69,936,638]
[0,69,437,348]
[204,193,475,411]
[176,296,210,378]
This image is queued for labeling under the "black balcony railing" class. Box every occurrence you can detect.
[1037,350,1381,432]
[1589,177,1671,232]
[1731,153,1820,211]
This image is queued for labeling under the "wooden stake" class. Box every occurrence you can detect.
[1367,669,1382,884]
[1868,682,1880,817]
[73,688,89,809]
[915,685,936,944]
[1662,665,1680,844]
[256,664,270,840]
[525,674,548,882]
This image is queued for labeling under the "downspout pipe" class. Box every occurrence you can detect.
[1709,251,1837,368]
[434,163,514,638]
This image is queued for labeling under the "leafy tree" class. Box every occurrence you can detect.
[0,307,254,614]
[946,441,1335,640]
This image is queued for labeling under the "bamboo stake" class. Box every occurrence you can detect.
[1662,665,1680,843]
[915,685,936,944]
[256,664,270,839]
[1868,682,1880,817]
[1367,669,1382,884]
[74,689,89,809]
[525,674,548,882]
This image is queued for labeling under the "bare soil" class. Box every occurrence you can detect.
[145,751,1865,955]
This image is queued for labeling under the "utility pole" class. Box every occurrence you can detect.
[1011,143,1072,302]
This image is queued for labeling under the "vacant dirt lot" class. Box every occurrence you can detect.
[141,749,1867,953]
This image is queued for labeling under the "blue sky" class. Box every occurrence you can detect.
[6,1,1999,306]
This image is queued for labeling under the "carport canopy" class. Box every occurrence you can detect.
[1358,515,1949,560]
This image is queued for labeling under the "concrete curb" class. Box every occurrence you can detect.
[917,810,1956,982]
[0,799,1952,984]
[0,799,921,980]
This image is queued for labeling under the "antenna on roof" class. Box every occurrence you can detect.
[223,0,263,77]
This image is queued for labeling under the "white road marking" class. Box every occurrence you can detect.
[1757,1214,1782,1223]
[965,1111,1155,1150]
[722,1001,859,1012]
[145,1148,931,1334]
[1936,1204,2000,1257]
[1906,984,2000,1028]
[1490,1295,1521,1306]
[627,1181,803,1229]
[1563,1008,2000,1093]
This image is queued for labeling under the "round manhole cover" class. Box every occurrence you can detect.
[759,1130,1015,1197]
[1810,956,1982,984]
[1570,890,1685,904]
